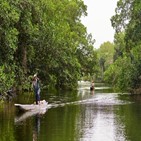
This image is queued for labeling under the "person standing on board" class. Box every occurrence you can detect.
[90,80,95,91]
[32,73,41,105]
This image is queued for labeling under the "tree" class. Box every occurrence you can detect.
[96,41,114,81]
[113,32,125,61]
[106,0,141,93]
[0,0,98,94]
[0,0,20,93]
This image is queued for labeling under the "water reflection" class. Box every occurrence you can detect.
[15,108,47,123]
[76,81,129,141]
[90,90,94,95]
[76,104,127,141]
[15,109,47,141]
[33,114,41,141]
[12,81,141,141]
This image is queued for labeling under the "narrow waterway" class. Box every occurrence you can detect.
[0,81,141,141]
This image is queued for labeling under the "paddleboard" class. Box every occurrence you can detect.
[15,100,48,111]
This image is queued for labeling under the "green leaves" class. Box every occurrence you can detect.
[0,64,15,93]
[0,0,97,93]
[107,0,141,93]
[31,0,97,89]
[96,42,114,80]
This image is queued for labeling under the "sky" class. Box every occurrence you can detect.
[81,0,118,48]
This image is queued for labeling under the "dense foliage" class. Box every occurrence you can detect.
[96,41,114,81]
[0,0,97,94]
[104,0,141,93]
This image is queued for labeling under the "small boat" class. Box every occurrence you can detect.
[14,100,49,112]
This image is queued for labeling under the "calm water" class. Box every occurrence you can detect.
[0,82,141,141]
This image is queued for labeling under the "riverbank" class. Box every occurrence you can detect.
[0,88,16,101]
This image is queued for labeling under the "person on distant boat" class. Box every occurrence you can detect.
[32,73,41,105]
[90,81,95,91]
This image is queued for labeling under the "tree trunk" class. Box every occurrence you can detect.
[22,46,27,74]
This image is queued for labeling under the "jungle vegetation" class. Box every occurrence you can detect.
[1,0,141,96]
[104,0,141,93]
[0,0,97,95]
[96,41,114,81]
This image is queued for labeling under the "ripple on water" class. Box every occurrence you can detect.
[85,93,133,106]
[48,93,132,109]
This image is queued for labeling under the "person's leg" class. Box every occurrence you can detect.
[37,89,40,104]
[35,93,38,104]
[36,95,39,104]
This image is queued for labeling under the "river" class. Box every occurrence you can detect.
[0,81,141,141]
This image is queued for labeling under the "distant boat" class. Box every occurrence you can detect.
[14,100,50,112]
[90,86,94,91]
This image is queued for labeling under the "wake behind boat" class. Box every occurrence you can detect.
[14,100,49,112]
